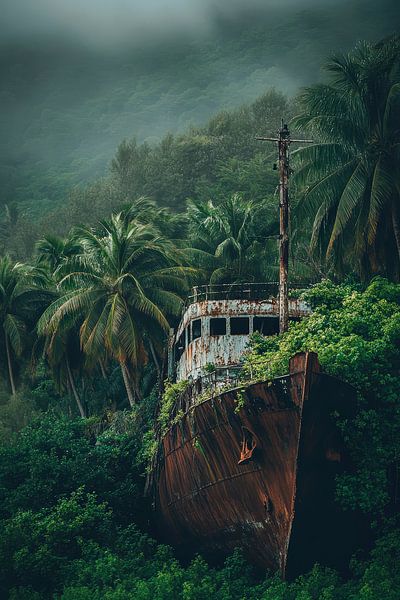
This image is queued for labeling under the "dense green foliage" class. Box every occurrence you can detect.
[186,194,278,283]
[158,379,188,433]
[0,257,51,396]
[0,89,289,260]
[4,35,399,282]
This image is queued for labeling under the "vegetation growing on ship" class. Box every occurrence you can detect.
[158,379,189,434]
[234,390,247,414]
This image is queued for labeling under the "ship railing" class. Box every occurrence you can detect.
[184,282,307,309]
[169,366,243,421]
[198,365,243,391]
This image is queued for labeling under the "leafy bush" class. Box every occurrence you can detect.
[0,414,146,524]
[158,380,189,434]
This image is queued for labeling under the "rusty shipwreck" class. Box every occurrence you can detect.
[150,283,359,577]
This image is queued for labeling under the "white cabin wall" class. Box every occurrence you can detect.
[175,298,310,382]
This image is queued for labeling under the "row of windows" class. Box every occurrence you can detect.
[175,316,287,358]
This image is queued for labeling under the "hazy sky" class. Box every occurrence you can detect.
[1,0,397,212]
[2,0,339,47]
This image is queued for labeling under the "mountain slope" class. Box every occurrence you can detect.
[0,0,398,215]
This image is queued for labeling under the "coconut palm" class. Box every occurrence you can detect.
[292,36,400,278]
[0,256,50,395]
[121,197,189,242]
[38,214,190,406]
[35,234,81,275]
[35,234,93,415]
[36,327,87,417]
[187,194,277,284]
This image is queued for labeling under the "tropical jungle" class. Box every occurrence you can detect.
[0,2,400,597]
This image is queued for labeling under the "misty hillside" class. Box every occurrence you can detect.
[0,0,398,216]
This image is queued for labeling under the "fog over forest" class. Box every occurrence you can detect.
[0,0,398,214]
[1,0,357,45]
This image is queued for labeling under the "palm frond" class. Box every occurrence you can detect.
[327,162,368,253]
[367,157,394,243]
[297,160,357,221]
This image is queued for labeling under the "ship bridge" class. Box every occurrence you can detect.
[170,283,310,384]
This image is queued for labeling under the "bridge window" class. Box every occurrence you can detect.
[253,316,279,335]
[175,330,186,360]
[210,317,226,336]
[192,318,202,341]
[230,317,249,335]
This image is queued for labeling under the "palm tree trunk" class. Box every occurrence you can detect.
[120,361,135,407]
[66,358,86,418]
[133,379,143,402]
[126,363,143,402]
[148,338,161,381]
[5,335,16,396]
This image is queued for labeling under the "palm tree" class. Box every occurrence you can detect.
[121,197,189,242]
[292,36,400,278]
[38,214,190,406]
[35,234,81,275]
[187,194,276,284]
[34,326,87,418]
[0,256,49,395]
[32,234,90,416]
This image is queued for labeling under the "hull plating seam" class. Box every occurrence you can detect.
[166,466,262,507]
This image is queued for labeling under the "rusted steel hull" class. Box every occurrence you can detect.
[155,353,357,576]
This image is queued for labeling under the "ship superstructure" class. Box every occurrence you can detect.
[170,283,310,386]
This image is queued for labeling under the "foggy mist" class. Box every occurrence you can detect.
[1,0,398,214]
[3,0,341,48]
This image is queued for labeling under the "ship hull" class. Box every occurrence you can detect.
[155,353,357,576]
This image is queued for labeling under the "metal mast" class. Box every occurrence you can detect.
[257,121,313,333]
